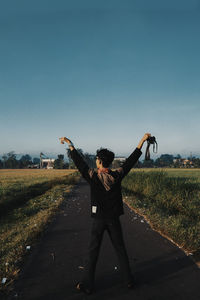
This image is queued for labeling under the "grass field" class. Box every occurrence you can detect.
[0,169,80,294]
[0,169,78,216]
[1,168,200,294]
[131,168,200,181]
[122,168,200,265]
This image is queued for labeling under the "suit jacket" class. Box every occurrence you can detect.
[70,147,142,219]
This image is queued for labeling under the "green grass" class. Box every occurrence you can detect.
[122,169,200,260]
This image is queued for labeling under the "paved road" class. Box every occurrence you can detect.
[9,179,200,300]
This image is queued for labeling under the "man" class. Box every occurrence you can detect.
[59,133,151,294]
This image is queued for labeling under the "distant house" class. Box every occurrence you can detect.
[114,157,126,162]
[183,159,193,167]
[40,158,55,169]
[173,158,194,167]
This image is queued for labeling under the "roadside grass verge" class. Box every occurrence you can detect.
[122,171,200,264]
[0,171,80,295]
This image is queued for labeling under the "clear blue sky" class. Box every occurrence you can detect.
[1,0,200,159]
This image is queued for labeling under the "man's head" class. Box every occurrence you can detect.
[96,148,115,169]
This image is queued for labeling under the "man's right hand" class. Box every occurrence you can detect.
[142,133,151,142]
[137,133,151,150]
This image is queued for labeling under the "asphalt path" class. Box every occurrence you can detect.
[9,179,200,300]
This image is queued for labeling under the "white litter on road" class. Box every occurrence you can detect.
[2,278,7,284]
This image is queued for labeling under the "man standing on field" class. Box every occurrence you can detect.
[59,133,151,294]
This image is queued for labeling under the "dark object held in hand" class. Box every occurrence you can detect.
[145,136,158,160]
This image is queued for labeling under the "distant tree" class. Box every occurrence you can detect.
[173,160,181,168]
[172,154,182,168]
[19,154,32,168]
[33,157,40,164]
[2,154,7,168]
[155,154,174,167]
[20,154,32,167]
[142,159,155,168]
[5,151,18,168]
[0,159,3,169]
[135,160,143,168]
[175,154,182,159]
[20,154,32,162]
[192,158,200,168]
[54,154,68,169]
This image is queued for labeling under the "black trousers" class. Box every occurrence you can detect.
[82,217,133,289]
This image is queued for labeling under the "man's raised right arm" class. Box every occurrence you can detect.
[119,133,151,178]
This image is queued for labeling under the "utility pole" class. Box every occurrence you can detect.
[40,152,44,169]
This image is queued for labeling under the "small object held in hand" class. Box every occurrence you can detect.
[145,136,158,160]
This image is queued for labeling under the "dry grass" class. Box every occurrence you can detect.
[0,169,77,216]
[0,169,80,295]
[0,169,75,191]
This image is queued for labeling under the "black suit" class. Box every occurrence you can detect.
[70,147,142,289]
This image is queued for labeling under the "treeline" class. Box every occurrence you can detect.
[1,151,200,169]
[44,152,200,169]
[138,154,200,168]
[0,152,40,169]
[0,149,96,169]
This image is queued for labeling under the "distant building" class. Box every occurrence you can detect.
[183,159,193,167]
[173,158,194,167]
[40,158,55,169]
[114,157,126,162]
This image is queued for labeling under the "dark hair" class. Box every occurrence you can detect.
[96,148,115,167]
